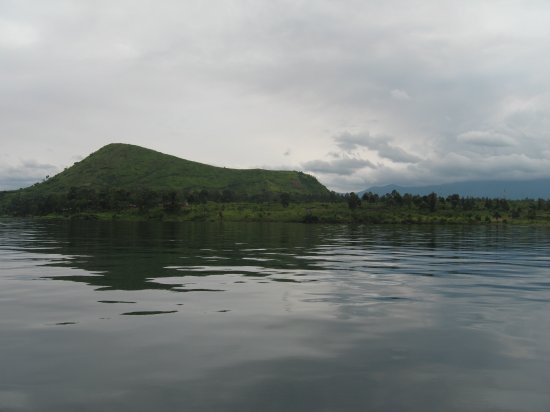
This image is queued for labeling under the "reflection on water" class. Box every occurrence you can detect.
[1,220,550,411]
[121,310,178,316]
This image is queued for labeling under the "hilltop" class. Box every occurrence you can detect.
[13,143,330,198]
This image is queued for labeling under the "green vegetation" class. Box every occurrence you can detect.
[0,143,332,215]
[12,143,330,196]
[2,189,550,225]
[1,144,550,224]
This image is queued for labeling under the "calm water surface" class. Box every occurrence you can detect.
[1,220,550,411]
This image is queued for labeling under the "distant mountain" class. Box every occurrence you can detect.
[9,143,330,197]
[360,179,550,199]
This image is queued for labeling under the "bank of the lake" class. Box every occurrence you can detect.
[14,200,550,225]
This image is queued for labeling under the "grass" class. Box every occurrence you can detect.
[20,143,330,197]
[28,201,550,225]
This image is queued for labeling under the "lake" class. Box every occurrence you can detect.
[1,220,550,411]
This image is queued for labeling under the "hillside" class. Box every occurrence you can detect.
[361,179,550,200]
[13,143,330,197]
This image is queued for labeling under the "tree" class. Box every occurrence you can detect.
[388,190,403,206]
[329,191,342,202]
[97,189,112,211]
[198,189,209,204]
[162,191,181,213]
[497,198,510,211]
[280,192,290,208]
[402,193,413,208]
[136,189,157,212]
[66,186,98,212]
[347,192,361,210]
[461,197,475,211]
[426,192,438,212]
[361,192,379,203]
[447,194,460,209]
[221,189,235,203]
[112,189,131,211]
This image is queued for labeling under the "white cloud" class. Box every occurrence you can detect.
[390,89,410,101]
[302,157,375,175]
[0,19,39,49]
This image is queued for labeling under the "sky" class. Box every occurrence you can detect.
[1,0,550,192]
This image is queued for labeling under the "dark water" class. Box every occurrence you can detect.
[1,220,550,412]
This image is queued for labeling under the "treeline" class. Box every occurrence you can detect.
[0,186,340,217]
[2,186,550,223]
[353,190,550,220]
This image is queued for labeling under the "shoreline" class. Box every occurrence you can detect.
[2,201,549,225]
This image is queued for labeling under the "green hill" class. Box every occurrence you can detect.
[6,143,330,198]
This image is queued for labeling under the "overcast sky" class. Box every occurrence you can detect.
[1,0,550,192]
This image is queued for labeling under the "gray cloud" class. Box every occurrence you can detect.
[0,159,59,190]
[457,130,516,147]
[1,0,550,192]
[303,127,550,192]
[302,157,374,175]
[334,132,422,164]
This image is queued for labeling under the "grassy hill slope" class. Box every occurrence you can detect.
[13,143,330,197]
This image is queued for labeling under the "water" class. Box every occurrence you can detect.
[1,220,550,411]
